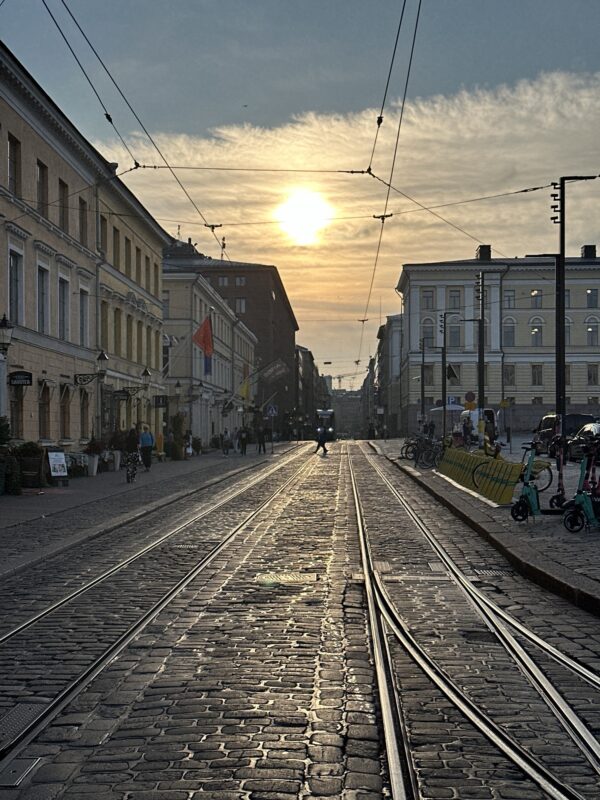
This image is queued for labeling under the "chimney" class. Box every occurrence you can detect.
[476,244,491,261]
[581,244,597,259]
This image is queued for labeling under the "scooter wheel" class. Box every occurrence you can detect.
[563,508,585,533]
[511,499,529,521]
[549,494,565,509]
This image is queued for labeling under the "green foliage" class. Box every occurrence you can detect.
[192,436,202,454]
[14,440,44,457]
[108,429,127,451]
[3,455,21,495]
[0,416,10,446]
[84,437,105,455]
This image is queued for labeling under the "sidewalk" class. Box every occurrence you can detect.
[373,437,600,617]
[0,448,277,530]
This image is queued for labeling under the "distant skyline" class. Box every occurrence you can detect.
[2,1,600,386]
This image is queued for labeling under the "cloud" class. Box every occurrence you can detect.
[95,71,600,380]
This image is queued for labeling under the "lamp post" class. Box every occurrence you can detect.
[0,314,15,420]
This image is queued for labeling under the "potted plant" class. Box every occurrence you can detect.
[0,416,10,494]
[84,437,104,476]
[14,440,46,488]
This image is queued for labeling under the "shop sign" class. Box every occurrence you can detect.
[154,394,168,408]
[8,370,33,386]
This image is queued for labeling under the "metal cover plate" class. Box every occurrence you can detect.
[0,758,40,787]
[0,703,45,745]
[255,572,317,585]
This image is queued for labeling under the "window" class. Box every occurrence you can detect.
[218,275,229,287]
[135,247,142,284]
[588,397,599,405]
[422,321,434,349]
[100,215,108,252]
[124,237,132,277]
[424,396,434,408]
[587,322,598,347]
[423,365,434,385]
[532,396,543,405]
[448,289,460,310]
[565,365,571,385]
[137,321,143,363]
[503,364,515,385]
[9,249,22,324]
[114,308,122,356]
[564,289,570,309]
[58,277,70,340]
[448,364,460,385]
[421,289,434,310]
[37,161,48,216]
[78,198,88,246]
[113,228,120,268]
[530,289,542,308]
[39,383,50,439]
[235,297,246,314]
[587,289,598,308]
[59,179,69,233]
[145,256,150,289]
[126,316,133,360]
[565,319,571,346]
[146,325,152,369]
[532,364,543,385]
[483,289,490,310]
[59,385,70,440]
[448,324,461,348]
[37,267,49,333]
[588,364,598,385]
[531,323,543,347]
[503,320,515,347]
[153,262,159,296]
[235,276,246,286]
[80,389,89,438]
[10,386,24,438]
[162,291,169,318]
[7,133,21,196]
[79,290,89,346]
[100,302,109,350]
[503,289,515,309]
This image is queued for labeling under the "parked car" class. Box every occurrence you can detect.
[532,413,597,455]
[565,422,600,461]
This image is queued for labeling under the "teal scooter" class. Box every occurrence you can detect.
[562,436,600,532]
[511,442,563,522]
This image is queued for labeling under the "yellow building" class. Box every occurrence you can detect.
[1,42,170,448]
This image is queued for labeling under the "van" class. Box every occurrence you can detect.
[532,413,597,454]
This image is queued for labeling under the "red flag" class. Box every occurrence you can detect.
[192,317,213,356]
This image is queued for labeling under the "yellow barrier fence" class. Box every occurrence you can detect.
[436,448,523,504]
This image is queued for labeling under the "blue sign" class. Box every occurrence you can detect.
[266,404,278,417]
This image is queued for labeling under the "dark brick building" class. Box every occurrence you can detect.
[164,239,298,431]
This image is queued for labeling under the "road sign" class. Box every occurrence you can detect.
[266,404,278,417]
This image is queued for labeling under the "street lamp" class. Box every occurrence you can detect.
[0,314,14,420]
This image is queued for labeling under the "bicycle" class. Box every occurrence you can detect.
[511,444,563,521]
[472,440,553,493]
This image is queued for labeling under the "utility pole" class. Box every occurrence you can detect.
[551,175,597,430]
[439,312,448,441]
[476,271,485,446]
[420,338,425,429]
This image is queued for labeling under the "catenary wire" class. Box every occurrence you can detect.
[367,0,409,171]
[58,0,227,258]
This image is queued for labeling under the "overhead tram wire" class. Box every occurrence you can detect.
[41,0,140,168]
[357,0,423,369]
[58,0,227,259]
[367,0,409,171]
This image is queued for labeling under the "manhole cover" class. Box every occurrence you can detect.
[255,572,318,585]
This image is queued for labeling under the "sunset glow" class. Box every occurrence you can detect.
[275,189,333,245]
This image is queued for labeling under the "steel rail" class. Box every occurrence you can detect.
[347,450,417,800]
[0,446,309,646]
[0,453,316,768]
[366,450,600,774]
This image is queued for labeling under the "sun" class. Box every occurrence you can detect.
[275,189,333,245]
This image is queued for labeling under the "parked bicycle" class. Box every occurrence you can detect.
[471,440,553,493]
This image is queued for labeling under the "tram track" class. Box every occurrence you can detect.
[348,443,600,800]
[0,446,315,779]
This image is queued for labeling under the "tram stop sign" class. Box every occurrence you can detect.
[266,404,278,417]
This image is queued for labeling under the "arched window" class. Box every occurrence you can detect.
[503,317,516,348]
[565,316,572,346]
[529,316,544,347]
[585,315,599,347]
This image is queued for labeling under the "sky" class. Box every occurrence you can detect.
[2,0,600,388]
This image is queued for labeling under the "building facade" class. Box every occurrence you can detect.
[1,42,170,448]
[374,314,402,437]
[162,244,256,446]
[396,243,600,434]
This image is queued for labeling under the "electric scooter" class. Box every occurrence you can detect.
[511,443,563,521]
[562,436,600,532]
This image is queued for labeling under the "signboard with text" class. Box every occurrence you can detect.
[9,371,33,386]
[48,451,68,477]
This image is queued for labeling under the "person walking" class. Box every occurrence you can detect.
[239,426,248,455]
[124,427,140,484]
[139,425,154,471]
[314,427,328,456]
[222,428,232,457]
[256,426,266,454]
